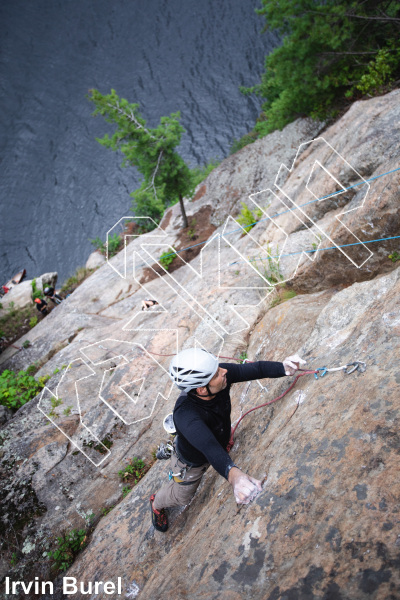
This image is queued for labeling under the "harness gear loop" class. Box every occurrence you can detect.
[168,465,190,483]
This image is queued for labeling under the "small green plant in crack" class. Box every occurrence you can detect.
[63,406,73,416]
[31,278,44,300]
[270,287,297,309]
[238,351,248,363]
[311,234,322,253]
[253,243,284,289]
[10,552,18,567]
[187,217,197,240]
[236,202,263,235]
[118,457,147,485]
[46,529,87,572]
[122,485,131,499]
[101,505,115,516]
[0,369,49,411]
[29,316,38,329]
[159,251,177,270]
[388,250,400,263]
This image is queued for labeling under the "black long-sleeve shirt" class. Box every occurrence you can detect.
[173,361,286,480]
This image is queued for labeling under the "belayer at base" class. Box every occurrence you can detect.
[150,348,305,532]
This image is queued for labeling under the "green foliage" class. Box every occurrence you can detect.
[101,506,115,516]
[29,316,38,329]
[118,457,146,484]
[0,369,49,411]
[236,203,263,234]
[348,44,400,97]
[187,218,197,240]
[159,250,177,270]
[61,267,92,293]
[311,234,322,253]
[10,552,18,566]
[254,243,284,287]
[22,340,31,349]
[388,250,400,263]
[31,278,44,300]
[239,351,248,363]
[46,529,87,572]
[51,397,62,409]
[90,236,106,253]
[90,233,122,257]
[122,486,131,498]
[270,287,297,308]
[63,406,72,416]
[241,0,400,136]
[0,303,38,345]
[107,233,121,256]
[88,89,196,226]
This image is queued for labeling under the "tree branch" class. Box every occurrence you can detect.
[106,101,156,139]
[143,150,164,196]
[343,12,400,22]
[303,9,400,22]
[320,50,381,55]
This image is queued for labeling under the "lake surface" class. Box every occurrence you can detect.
[0,0,279,284]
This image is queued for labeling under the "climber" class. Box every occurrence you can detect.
[150,347,305,532]
[142,299,159,311]
[44,286,63,305]
[34,297,48,315]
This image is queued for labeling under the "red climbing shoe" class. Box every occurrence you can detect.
[150,494,168,532]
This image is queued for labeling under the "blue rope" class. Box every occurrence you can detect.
[228,234,400,266]
[134,165,400,267]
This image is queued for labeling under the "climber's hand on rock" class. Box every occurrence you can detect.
[228,467,262,504]
[283,354,306,376]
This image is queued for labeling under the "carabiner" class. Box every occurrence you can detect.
[314,366,327,379]
[344,361,366,374]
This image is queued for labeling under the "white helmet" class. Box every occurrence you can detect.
[169,348,219,392]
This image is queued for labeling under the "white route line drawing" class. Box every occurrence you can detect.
[273,136,372,268]
[40,136,373,463]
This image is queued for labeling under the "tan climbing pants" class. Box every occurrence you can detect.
[152,452,209,510]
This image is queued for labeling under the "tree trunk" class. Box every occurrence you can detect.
[179,193,188,228]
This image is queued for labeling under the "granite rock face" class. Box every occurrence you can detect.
[0,91,399,600]
[85,250,106,270]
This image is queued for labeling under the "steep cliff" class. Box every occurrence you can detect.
[0,90,399,600]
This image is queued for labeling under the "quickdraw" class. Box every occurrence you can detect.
[312,360,367,379]
[229,358,367,443]
[168,465,190,483]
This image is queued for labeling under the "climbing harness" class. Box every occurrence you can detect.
[168,465,190,483]
[156,442,174,460]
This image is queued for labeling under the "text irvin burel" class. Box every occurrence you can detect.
[4,577,123,595]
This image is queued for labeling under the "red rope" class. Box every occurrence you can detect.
[230,369,318,443]
[143,350,318,441]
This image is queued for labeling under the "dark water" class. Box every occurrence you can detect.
[0,0,278,285]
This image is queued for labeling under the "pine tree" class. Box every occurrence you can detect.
[241,0,400,135]
[88,89,193,228]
